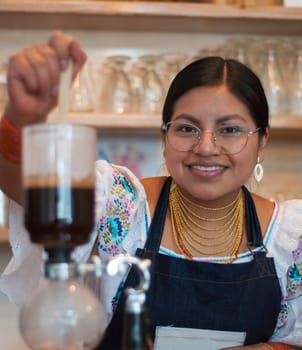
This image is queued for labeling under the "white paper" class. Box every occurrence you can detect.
[154,326,246,350]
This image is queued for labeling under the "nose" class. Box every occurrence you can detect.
[192,130,219,155]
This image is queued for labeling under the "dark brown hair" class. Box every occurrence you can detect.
[162,56,269,135]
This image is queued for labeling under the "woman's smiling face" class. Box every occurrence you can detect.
[164,84,268,204]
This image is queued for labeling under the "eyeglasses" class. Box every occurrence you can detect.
[161,121,262,155]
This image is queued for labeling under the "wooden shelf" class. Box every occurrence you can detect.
[271,114,302,130]
[50,112,302,131]
[58,112,162,129]
[0,1,301,34]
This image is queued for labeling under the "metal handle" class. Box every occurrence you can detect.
[106,254,151,293]
[78,253,151,293]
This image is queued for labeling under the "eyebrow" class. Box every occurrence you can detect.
[173,113,248,124]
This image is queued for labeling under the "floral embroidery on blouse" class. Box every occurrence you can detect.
[97,167,137,256]
[286,236,302,297]
[276,235,302,328]
[276,295,289,328]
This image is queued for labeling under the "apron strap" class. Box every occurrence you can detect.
[143,176,172,251]
[242,186,264,248]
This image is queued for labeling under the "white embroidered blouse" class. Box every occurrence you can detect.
[0,160,301,346]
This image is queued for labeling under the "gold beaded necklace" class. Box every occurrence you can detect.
[169,182,244,260]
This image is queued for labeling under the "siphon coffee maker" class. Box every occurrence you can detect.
[19,123,151,350]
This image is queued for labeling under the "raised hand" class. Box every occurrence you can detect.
[5,31,87,128]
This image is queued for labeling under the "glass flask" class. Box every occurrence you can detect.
[19,255,151,350]
[19,273,105,350]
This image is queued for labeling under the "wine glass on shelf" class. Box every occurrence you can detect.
[192,47,223,61]
[287,42,302,116]
[223,37,252,67]
[70,60,96,113]
[160,52,188,94]
[128,59,146,113]
[99,55,133,114]
[258,39,287,116]
[137,54,165,114]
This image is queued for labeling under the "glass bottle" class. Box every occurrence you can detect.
[122,289,153,350]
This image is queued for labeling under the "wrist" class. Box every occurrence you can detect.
[0,114,22,164]
[4,104,25,129]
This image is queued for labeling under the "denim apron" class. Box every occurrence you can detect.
[98,177,281,349]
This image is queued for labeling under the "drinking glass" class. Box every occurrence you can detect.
[161,52,188,94]
[258,41,287,115]
[22,123,97,262]
[223,38,251,66]
[128,60,145,113]
[70,61,96,112]
[99,55,132,114]
[137,54,165,114]
[287,47,302,116]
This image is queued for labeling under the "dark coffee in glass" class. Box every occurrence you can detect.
[22,124,97,261]
[24,182,94,248]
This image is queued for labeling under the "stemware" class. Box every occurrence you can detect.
[258,40,287,115]
[137,54,165,114]
[287,45,302,115]
[70,60,96,112]
[160,52,188,93]
[223,37,252,67]
[99,55,132,114]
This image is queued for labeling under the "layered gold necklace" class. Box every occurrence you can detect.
[169,181,244,261]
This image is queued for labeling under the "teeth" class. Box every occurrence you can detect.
[192,165,223,171]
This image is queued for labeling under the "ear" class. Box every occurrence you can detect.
[258,127,269,162]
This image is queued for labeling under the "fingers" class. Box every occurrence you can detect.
[7,31,87,97]
[48,31,87,80]
[5,31,87,125]
[70,38,87,78]
[8,44,60,96]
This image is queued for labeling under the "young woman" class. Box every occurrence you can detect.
[0,32,301,350]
